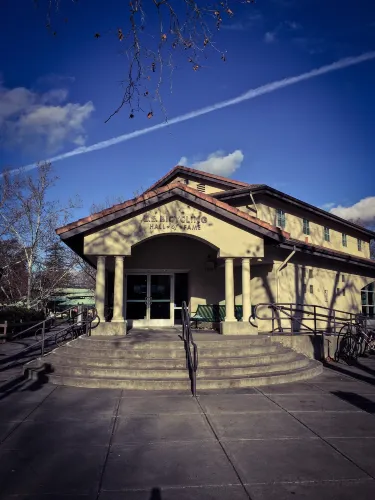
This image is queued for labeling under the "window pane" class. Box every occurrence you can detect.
[150,302,170,319]
[277,209,286,228]
[342,234,347,247]
[126,302,147,320]
[150,275,170,300]
[127,275,147,300]
[303,219,310,235]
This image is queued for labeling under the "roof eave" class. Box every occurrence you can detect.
[217,186,375,239]
[280,241,375,270]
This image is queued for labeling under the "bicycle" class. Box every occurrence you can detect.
[335,318,375,364]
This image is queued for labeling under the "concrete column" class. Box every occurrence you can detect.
[224,258,236,322]
[112,256,125,322]
[242,258,251,322]
[95,256,106,322]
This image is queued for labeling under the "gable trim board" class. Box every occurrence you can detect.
[144,165,262,193]
[57,183,289,242]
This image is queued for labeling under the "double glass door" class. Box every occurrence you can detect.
[126,273,174,326]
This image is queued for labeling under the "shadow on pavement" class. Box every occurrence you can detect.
[332,391,375,414]
[0,363,52,401]
[149,487,162,499]
[323,358,375,386]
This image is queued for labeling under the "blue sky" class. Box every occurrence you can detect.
[1,0,375,225]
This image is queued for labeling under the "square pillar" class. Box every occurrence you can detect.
[112,256,125,323]
[242,257,251,322]
[95,256,106,323]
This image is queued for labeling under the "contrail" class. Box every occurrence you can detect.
[6,51,375,175]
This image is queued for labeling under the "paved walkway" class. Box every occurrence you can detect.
[1,356,375,499]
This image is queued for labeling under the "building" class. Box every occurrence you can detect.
[56,166,375,336]
[47,288,95,312]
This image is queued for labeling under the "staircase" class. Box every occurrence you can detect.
[25,331,322,390]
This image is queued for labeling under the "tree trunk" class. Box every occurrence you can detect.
[26,263,32,309]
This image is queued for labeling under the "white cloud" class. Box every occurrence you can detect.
[329,197,375,226]
[0,82,94,153]
[178,150,244,177]
[320,202,335,212]
[73,135,87,146]
[264,31,277,43]
[285,21,302,30]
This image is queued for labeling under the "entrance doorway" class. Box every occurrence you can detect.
[126,273,174,327]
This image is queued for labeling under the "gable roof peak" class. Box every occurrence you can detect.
[145,165,250,192]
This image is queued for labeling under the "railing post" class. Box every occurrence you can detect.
[314,305,317,333]
[290,304,293,334]
[333,309,336,335]
[41,320,46,357]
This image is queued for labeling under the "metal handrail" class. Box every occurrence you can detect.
[181,301,198,396]
[254,303,358,335]
[8,305,84,341]
[1,306,99,371]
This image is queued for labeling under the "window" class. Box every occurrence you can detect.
[324,227,330,242]
[184,178,189,185]
[197,183,205,193]
[276,209,286,229]
[342,234,347,247]
[362,282,375,317]
[309,269,313,279]
[342,275,345,283]
[309,285,314,294]
[337,288,340,295]
[342,288,346,297]
[358,239,362,251]
[303,218,310,235]
[324,290,328,303]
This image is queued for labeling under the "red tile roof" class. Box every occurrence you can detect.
[144,165,252,192]
[56,182,289,238]
[288,238,375,265]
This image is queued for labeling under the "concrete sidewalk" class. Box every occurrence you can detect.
[1,356,375,499]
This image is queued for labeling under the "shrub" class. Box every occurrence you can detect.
[0,306,45,324]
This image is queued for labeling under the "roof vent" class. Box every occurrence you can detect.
[197,183,205,193]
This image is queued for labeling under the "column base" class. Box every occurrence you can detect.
[220,321,258,335]
[91,321,127,336]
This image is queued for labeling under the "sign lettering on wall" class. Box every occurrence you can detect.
[142,210,208,233]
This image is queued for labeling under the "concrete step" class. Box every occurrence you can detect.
[45,349,297,369]
[41,354,308,380]
[57,343,282,359]
[34,360,322,390]
[76,335,272,349]
[24,333,323,391]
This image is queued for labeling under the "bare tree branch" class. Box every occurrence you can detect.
[32,0,255,120]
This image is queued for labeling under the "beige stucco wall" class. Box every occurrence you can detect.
[84,199,264,259]
[252,252,375,333]
[121,235,243,313]
[172,176,228,195]
[236,197,371,259]
[257,200,370,259]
